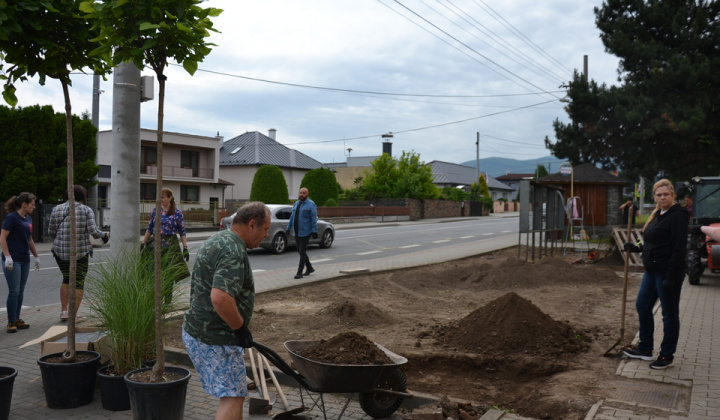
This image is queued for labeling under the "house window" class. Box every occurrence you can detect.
[141,146,157,165]
[140,183,156,200]
[181,185,199,203]
[181,150,199,169]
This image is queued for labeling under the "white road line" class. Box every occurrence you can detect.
[252,269,266,273]
[482,233,494,236]
[432,240,450,243]
[312,258,333,263]
[357,251,382,255]
[400,244,420,248]
[460,236,474,239]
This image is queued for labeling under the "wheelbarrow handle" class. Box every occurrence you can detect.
[252,341,315,391]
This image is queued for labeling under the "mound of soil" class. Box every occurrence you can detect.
[318,299,395,327]
[436,292,590,356]
[297,331,394,365]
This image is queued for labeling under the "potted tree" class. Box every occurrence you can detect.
[0,367,18,420]
[85,249,185,411]
[0,0,109,409]
[80,1,221,417]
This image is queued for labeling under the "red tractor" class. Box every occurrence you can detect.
[676,177,720,285]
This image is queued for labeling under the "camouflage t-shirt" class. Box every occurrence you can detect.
[182,229,254,345]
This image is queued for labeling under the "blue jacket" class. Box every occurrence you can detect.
[287,199,318,238]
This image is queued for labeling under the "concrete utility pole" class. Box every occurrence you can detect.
[475,132,480,182]
[110,62,142,252]
[89,74,101,223]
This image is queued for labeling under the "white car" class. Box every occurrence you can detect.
[220,204,335,254]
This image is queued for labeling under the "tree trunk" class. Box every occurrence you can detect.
[151,75,166,382]
[61,80,77,362]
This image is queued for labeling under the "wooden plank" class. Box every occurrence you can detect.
[612,227,643,266]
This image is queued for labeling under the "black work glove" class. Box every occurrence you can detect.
[234,324,253,348]
[312,232,318,239]
[140,243,146,251]
[102,232,109,244]
[688,225,703,236]
[623,242,641,253]
[183,247,190,262]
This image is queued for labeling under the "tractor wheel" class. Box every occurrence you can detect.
[687,247,703,285]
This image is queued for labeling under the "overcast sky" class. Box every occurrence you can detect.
[9,0,621,165]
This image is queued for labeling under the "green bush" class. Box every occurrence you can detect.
[323,198,339,207]
[481,196,494,213]
[301,167,338,206]
[250,165,289,204]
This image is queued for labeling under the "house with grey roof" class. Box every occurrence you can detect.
[219,129,325,201]
[429,161,515,200]
[495,173,534,200]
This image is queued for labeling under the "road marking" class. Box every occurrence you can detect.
[482,233,494,236]
[252,269,266,273]
[312,258,333,263]
[432,239,450,243]
[460,236,474,239]
[501,230,513,233]
[357,250,382,255]
[400,244,420,248]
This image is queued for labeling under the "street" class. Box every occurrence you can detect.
[1,217,519,310]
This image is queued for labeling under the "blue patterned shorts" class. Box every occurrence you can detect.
[182,327,248,398]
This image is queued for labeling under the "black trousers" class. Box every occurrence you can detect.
[296,235,312,274]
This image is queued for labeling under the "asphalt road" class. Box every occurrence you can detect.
[1,217,519,311]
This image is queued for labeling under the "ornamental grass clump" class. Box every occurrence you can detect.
[85,249,186,375]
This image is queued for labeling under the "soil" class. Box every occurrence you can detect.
[164,246,644,420]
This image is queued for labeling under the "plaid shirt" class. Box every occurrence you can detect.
[49,202,104,261]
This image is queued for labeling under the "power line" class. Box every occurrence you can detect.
[379,0,562,100]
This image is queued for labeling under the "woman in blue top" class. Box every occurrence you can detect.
[140,188,190,288]
[1,192,40,333]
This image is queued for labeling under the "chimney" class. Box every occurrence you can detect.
[381,132,393,156]
[268,128,276,141]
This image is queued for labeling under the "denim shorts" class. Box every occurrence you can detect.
[182,327,248,398]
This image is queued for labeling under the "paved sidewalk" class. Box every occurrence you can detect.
[2,213,719,420]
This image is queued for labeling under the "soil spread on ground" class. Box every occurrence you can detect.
[165,246,646,420]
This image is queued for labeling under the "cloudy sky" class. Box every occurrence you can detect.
[9,0,620,166]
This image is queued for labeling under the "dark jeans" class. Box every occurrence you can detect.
[635,270,683,358]
[296,235,312,274]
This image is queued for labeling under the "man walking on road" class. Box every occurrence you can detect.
[287,187,318,279]
[182,202,270,420]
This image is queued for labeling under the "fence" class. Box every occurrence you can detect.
[140,200,221,227]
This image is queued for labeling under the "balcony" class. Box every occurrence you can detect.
[141,164,214,179]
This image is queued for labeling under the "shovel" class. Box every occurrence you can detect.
[248,348,276,414]
[604,207,634,357]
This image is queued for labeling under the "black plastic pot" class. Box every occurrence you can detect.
[0,366,18,420]
[97,365,131,411]
[125,366,191,420]
[37,351,101,409]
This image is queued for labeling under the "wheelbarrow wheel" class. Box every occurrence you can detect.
[358,368,407,419]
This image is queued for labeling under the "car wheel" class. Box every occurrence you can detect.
[271,232,288,254]
[318,229,334,249]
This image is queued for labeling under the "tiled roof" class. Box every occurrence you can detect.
[219,131,324,170]
[537,163,626,184]
[429,160,514,191]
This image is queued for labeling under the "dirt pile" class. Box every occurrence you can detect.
[297,331,394,365]
[318,299,395,327]
[437,292,590,356]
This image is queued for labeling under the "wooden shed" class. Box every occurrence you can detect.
[536,163,628,227]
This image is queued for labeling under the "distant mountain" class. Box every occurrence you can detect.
[461,156,568,178]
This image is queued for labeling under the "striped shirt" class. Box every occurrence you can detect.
[49,202,104,261]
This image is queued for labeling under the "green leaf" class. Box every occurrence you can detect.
[2,85,17,107]
[182,59,197,75]
[139,22,160,31]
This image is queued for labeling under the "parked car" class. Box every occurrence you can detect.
[220,204,335,254]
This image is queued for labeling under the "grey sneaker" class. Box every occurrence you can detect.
[650,356,674,369]
[623,348,653,361]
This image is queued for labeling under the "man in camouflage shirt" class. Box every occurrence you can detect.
[182,202,270,420]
